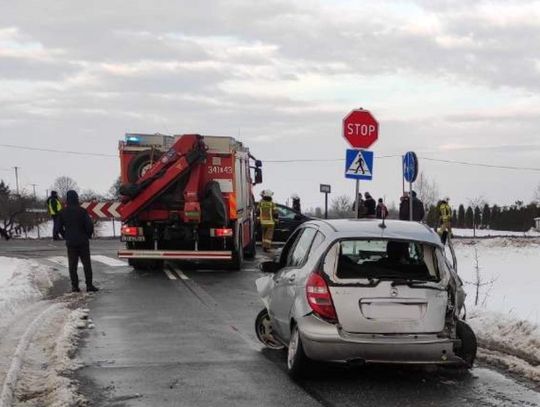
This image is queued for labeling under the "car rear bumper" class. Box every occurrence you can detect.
[298,314,464,365]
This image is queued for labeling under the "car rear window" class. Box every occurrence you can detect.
[335,239,439,280]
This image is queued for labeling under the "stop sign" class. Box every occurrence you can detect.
[343,109,379,148]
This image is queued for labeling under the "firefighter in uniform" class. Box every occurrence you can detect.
[258,190,278,252]
[438,197,452,244]
[47,190,63,240]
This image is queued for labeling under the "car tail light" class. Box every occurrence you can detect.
[211,228,233,237]
[306,272,337,321]
[121,226,139,236]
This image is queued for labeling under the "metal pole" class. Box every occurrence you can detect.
[355,179,360,219]
[13,166,20,195]
[112,218,116,238]
[402,156,405,196]
[409,181,413,221]
[31,183,37,197]
[324,193,328,219]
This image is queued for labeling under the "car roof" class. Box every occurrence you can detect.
[303,219,443,247]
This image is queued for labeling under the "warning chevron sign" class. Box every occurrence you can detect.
[81,201,122,219]
[345,149,374,180]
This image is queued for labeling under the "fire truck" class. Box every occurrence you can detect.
[115,133,262,270]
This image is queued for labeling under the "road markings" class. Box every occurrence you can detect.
[176,269,189,280]
[47,256,81,268]
[164,268,178,280]
[91,255,127,267]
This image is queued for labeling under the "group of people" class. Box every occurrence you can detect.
[46,190,98,292]
[353,192,389,219]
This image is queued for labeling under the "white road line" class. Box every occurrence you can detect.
[164,269,177,280]
[91,255,127,267]
[47,256,82,268]
[172,266,189,280]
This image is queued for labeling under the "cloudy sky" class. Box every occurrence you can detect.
[1,0,539,210]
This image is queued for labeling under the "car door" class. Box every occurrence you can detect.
[274,205,305,243]
[270,227,318,338]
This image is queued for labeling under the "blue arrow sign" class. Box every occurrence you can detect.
[403,151,418,183]
[345,149,374,180]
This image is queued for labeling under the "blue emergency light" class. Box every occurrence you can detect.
[125,134,141,144]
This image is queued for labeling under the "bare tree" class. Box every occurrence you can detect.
[0,181,40,239]
[329,195,353,219]
[415,172,439,209]
[51,176,79,200]
[464,246,498,307]
[534,183,540,204]
[108,177,122,200]
[467,196,487,237]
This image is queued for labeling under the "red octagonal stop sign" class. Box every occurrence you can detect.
[343,109,379,149]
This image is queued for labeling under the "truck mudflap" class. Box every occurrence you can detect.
[117,249,232,260]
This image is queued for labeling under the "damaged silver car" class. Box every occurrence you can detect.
[255,219,477,378]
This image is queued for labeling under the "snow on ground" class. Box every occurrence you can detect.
[0,257,89,406]
[24,219,121,239]
[453,228,540,237]
[452,238,540,382]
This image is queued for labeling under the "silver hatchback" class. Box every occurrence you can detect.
[255,219,477,378]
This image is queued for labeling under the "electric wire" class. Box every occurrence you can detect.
[1,143,539,172]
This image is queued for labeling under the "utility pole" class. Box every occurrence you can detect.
[13,166,20,195]
[31,183,38,198]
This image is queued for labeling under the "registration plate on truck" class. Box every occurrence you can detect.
[121,236,146,242]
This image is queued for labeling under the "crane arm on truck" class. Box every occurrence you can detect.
[119,134,207,222]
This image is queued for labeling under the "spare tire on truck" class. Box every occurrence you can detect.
[127,150,162,183]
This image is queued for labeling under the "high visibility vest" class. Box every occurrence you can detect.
[259,200,276,226]
[47,197,62,216]
[439,203,452,222]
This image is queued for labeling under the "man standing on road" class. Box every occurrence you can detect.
[438,197,452,244]
[399,191,425,221]
[59,190,99,293]
[46,190,63,240]
[352,193,367,218]
[258,190,278,253]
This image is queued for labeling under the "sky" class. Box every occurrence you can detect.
[1,0,539,210]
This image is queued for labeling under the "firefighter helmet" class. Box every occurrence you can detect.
[261,189,274,198]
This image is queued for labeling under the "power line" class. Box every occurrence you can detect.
[1,142,539,172]
[0,143,116,157]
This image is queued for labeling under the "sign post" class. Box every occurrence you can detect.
[320,184,331,219]
[403,151,419,221]
[342,109,379,219]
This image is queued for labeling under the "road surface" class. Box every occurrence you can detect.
[0,239,538,406]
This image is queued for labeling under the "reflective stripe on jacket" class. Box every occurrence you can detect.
[259,200,276,226]
[47,197,63,216]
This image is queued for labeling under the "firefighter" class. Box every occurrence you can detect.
[46,190,63,240]
[438,197,452,244]
[291,193,301,213]
[59,190,98,293]
[258,189,278,252]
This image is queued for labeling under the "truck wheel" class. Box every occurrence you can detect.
[244,234,256,259]
[127,151,161,183]
[455,320,477,368]
[229,234,243,271]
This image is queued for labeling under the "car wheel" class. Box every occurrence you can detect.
[455,320,477,368]
[254,309,284,350]
[287,324,310,379]
[244,233,257,259]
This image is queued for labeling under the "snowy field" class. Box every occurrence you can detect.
[23,219,121,239]
[0,257,88,406]
[453,238,540,381]
[453,228,540,238]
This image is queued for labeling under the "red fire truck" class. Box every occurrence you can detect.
[116,133,262,270]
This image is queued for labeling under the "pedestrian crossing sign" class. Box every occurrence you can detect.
[345,149,374,180]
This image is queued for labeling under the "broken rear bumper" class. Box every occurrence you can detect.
[298,314,464,365]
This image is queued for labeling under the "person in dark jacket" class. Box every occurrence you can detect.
[352,193,367,218]
[364,192,376,218]
[399,191,425,221]
[58,190,98,292]
[376,198,388,219]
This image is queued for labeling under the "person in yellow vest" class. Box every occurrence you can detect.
[438,197,452,244]
[258,189,278,252]
[47,190,64,240]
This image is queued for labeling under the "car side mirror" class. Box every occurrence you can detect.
[254,168,263,185]
[259,261,280,273]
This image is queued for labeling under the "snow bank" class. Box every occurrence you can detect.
[453,238,540,324]
[24,220,120,239]
[0,257,55,331]
[468,309,540,382]
[453,228,540,238]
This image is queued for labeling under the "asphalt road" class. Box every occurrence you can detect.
[1,239,539,407]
